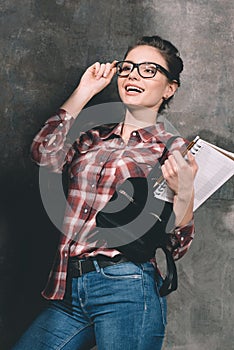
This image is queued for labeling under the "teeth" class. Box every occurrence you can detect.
[126,86,144,93]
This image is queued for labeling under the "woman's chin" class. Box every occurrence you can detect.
[123,102,145,111]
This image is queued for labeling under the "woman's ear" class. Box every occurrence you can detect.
[163,81,178,100]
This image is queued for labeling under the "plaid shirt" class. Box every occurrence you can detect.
[31,109,195,300]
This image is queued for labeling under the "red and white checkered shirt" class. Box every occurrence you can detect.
[31,109,195,300]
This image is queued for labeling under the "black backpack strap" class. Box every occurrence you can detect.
[148,135,181,185]
[156,135,181,297]
[159,135,181,164]
[158,247,178,297]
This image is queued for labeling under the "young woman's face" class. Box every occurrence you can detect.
[117,45,176,112]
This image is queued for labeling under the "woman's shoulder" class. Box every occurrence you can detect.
[169,136,188,153]
[156,127,189,154]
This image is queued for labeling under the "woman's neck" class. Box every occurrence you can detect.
[121,107,158,143]
[124,106,157,127]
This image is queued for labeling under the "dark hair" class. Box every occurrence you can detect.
[124,35,184,113]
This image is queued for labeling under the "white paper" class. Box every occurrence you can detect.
[153,137,234,211]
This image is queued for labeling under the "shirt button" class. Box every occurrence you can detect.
[177,231,181,235]
[181,236,184,241]
[132,132,137,136]
[59,122,63,127]
[91,184,95,188]
[64,253,68,257]
[84,208,88,213]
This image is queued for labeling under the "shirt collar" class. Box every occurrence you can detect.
[98,123,122,140]
[137,123,166,142]
[97,122,167,142]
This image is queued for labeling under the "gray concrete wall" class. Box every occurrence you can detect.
[0,1,233,349]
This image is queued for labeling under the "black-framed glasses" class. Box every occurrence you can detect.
[115,60,175,81]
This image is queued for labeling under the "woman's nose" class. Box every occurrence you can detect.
[128,66,140,79]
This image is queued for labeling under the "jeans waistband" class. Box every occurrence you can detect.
[68,254,129,278]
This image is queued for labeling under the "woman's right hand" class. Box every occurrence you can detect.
[60,60,117,118]
[79,60,117,96]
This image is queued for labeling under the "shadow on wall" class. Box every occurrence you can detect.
[0,89,120,350]
[0,167,60,349]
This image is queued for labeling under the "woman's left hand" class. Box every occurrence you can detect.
[161,150,198,196]
[161,150,198,226]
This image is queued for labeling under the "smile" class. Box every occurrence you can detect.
[125,85,144,93]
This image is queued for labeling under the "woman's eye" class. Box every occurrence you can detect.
[122,65,131,71]
[144,67,156,74]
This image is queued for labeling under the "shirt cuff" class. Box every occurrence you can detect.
[171,217,195,248]
[39,109,75,154]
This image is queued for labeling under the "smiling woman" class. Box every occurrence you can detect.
[12,35,197,350]
[118,36,183,115]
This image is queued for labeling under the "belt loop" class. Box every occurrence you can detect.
[93,259,101,273]
[78,260,83,276]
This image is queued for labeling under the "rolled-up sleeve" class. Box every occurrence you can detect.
[168,217,195,260]
[31,109,76,173]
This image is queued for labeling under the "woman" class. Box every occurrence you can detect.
[13,36,197,350]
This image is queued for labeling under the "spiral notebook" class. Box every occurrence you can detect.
[153,136,234,211]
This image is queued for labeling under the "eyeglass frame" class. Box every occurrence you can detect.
[115,60,177,83]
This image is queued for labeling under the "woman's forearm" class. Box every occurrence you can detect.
[173,188,194,227]
[61,61,117,118]
[60,85,95,118]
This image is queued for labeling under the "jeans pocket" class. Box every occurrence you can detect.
[100,262,143,279]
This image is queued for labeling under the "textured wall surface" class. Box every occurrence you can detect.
[0,1,233,349]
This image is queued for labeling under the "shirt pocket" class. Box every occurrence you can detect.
[70,150,97,177]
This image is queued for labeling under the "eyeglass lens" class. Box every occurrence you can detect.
[116,62,158,78]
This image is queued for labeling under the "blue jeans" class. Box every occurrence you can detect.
[12,260,167,350]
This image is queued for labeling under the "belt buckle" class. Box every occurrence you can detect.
[78,260,83,276]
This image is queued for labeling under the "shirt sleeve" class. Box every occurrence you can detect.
[168,217,195,260]
[30,109,77,173]
[164,136,196,260]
